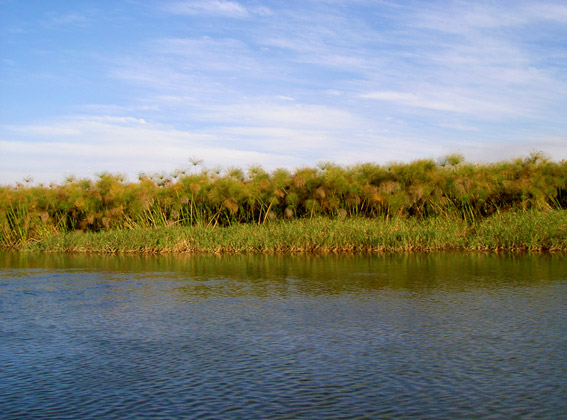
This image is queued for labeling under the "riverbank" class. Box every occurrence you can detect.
[3,156,566,253]
[12,210,567,254]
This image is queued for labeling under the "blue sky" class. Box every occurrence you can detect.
[1,0,566,184]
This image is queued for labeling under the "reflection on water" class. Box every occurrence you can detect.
[1,252,566,419]
[3,251,566,292]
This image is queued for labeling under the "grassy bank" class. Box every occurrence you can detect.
[2,154,567,249]
[17,210,567,254]
[2,155,566,253]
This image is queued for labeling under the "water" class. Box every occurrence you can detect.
[1,252,566,419]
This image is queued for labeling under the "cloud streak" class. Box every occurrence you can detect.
[163,1,269,18]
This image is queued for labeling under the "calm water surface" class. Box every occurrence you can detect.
[1,252,566,419]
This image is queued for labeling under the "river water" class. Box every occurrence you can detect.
[1,252,566,419]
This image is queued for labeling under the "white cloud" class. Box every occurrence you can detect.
[359,92,460,112]
[164,1,250,18]
[150,37,258,73]
[438,123,479,132]
[0,113,345,184]
[5,124,83,137]
[108,37,269,100]
[43,12,90,28]
[208,102,361,129]
[2,110,565,185]
[525,3,567,23]
[414,1,567,35]
[358,89,535,118]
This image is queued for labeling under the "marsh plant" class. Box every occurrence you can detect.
[1,153,566,249]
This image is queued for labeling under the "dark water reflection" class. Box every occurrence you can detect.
[1,252,566,419]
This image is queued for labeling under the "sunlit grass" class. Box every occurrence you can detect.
[21,211,567,254]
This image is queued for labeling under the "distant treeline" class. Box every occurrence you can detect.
[2,153,566,248]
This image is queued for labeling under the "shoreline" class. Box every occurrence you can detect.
[7,211,566,254]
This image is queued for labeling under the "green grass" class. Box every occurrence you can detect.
[19,210,567,254]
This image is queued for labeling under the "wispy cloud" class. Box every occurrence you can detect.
[151,37,258,73]
[207,102,360,129]
[359,92,461,112]
[0,114,333,183]
[44,13,89,27]
[109,36,265,95]
[2,108,562,184]
[358,88,540,119]
[414,1,567,34]
[164,1,256,18]
[1,0,566,184]
[438,122,479,132]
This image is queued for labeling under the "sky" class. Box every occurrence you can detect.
[1,0,566,184]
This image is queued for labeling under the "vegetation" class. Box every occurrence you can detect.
[2,153,566,253]
[19,211,567,253]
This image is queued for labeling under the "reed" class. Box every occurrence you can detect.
[19,210,567,254]
[2,153,566,250]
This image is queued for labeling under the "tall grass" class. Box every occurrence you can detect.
[1,153,566,250]
[21,211,567,254]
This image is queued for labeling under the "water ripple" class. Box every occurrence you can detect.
[1,254,566,419]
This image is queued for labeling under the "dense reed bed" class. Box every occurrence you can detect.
[2,153,566,252]
[21,211,567,253]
